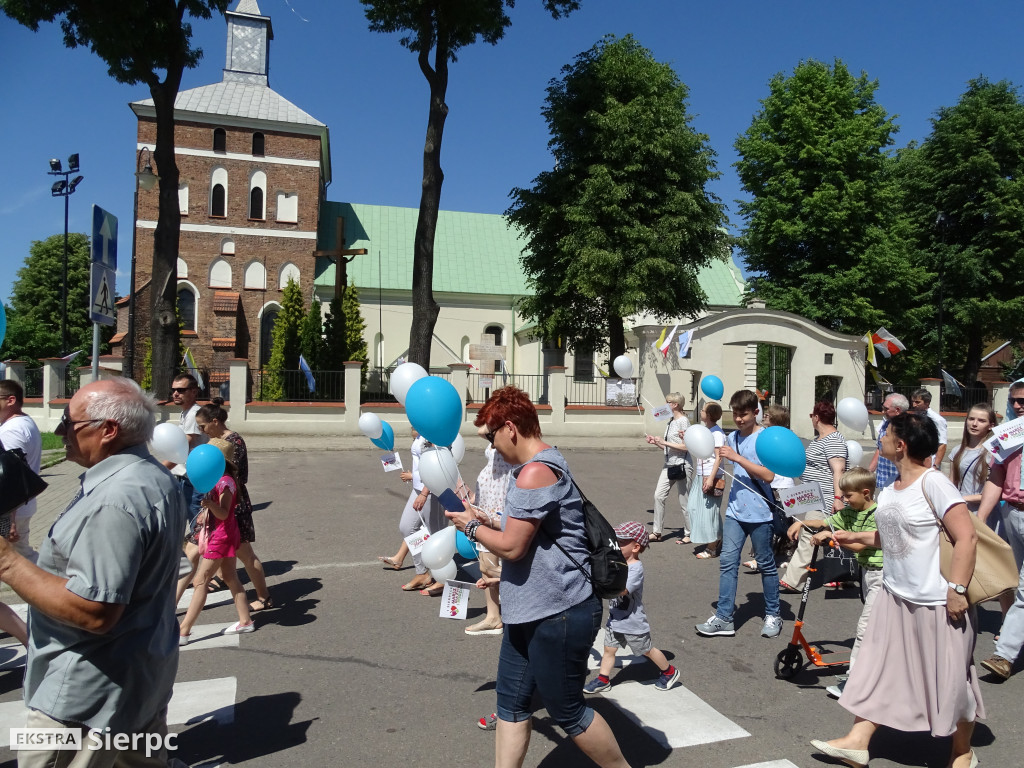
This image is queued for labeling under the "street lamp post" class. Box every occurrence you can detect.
[125,148,159,381]
[48,154,84,356]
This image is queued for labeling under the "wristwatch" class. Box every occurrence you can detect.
[947,581,967,595]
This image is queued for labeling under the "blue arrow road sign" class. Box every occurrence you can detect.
[91,205,117,269]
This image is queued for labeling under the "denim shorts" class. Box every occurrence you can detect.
[496,592,601,736]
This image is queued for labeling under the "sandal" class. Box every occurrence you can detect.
[378,556,405,570]
[477,713,497,731]
[249,596,274,612]
[743,559,759,571]
[206,576,228,593]
[649,532,663,542]
[695,550,716,559]
[419,583,444,596]
[681,536,692,544]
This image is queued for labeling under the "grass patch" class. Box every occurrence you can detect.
[40,433,64,450]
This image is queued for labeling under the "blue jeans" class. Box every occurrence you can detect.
[716,516,780,622]
[179,476,204,531]
[496,593,601,736]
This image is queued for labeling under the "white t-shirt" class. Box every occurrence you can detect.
[410,436,426,492]
[0,413,43,518]
[875,469,964,606]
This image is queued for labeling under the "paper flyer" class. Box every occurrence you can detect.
[381,452,403,472]
[994,414,1024,452]
[984,434,1017,464]
[403,526,428,557]
[439,580,475,620]
[651,403,673,421]
[778,482,825,521]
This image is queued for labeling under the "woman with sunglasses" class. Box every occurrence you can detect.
[446,387,631,768]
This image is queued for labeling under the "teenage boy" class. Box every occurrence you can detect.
[696,390,782,638]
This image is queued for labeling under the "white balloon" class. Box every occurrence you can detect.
[684,424,716,460]
[430,559,458,583]
[421,526,458,571]
[418,446,461,496]
[756,402,764,425]
[845,439,864,468]
[150,422,189,465]
[450,433,466,464]
[836,397,869,432]
[358,412,383,440]
[390,362,428,406]
[612,355,634,379]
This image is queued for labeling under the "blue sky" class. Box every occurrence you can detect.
[2,0,1023,306]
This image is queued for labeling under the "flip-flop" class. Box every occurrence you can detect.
[378,556,404,570]
[419,585,444,596]
[401,582,428,591]
[695,550,715,559]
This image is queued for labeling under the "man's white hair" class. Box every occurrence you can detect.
[82,378,156,446]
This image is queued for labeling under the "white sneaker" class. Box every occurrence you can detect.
[761,615,783,638]
[224,621,255,635]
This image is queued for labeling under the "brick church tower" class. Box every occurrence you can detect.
[116,0,329,392]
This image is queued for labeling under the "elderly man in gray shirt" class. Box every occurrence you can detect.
[0,378,187,767]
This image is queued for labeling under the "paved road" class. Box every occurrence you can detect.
[0,440,1017,768]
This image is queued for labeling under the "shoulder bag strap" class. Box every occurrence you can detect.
[529,458,594,585]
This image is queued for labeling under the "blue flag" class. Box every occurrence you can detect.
[298,354,315,393]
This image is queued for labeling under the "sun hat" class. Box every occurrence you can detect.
[613,520,649,549]
[207,437,236,469]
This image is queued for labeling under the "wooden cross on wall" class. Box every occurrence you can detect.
[468,333,507,377]
[314,217,368,299]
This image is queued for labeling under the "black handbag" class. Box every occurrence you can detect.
[0,446,48,516]
[666,464,686,481]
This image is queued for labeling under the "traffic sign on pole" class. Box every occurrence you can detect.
[90,205,117,326]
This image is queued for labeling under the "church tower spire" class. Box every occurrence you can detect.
[224,0,274,86]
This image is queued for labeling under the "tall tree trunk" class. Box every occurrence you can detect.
[408,31,448,369]
[608,311,626,361]
[964,328,983,387]
[149,71,183,399]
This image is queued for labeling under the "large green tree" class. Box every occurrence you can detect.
[360,0,579,368]
[0,233,112,365]
[262,278,306,401]
[506,34,726,358]
[2,0,229,396]
[735,59,914,334]
[895,77,1024,385]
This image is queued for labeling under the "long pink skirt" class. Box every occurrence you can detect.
[840,587,985,736]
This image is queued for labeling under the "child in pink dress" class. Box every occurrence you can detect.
[179,438,254,643]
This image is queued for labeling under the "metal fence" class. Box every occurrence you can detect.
[567,376,639,407]
[57,367,80,400]
[22,368,43,398]
[252,368,346,402]
[466,373,547,404]
[865,383,992,411]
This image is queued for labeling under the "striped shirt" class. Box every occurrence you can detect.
[826,503,883,569]
[875,420,899,490]
[801,430,848,513]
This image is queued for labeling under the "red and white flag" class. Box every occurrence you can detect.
[659,324,679,358]
[870,327,905,359]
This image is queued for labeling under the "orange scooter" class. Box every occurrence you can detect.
[774,542,852,679]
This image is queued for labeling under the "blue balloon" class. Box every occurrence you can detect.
[405,376,463,447]
[186,444,227,494]
[370,420,395,451]
[755,426,807,478]
[455,530,478,560]
[700,374,724,401]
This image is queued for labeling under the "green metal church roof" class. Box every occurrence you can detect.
[315,201,746,305]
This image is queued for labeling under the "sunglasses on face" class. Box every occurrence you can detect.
[1010,397,1024,407]
[170,387,193,394]
[484,429,497,445]
[59,409,104,432]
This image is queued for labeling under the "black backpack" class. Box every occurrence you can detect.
[536,462,629,599]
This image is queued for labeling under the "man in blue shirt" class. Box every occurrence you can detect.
[0,378,187,767]
[868,394,908,490]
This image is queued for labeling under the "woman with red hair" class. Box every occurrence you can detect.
[447,387,631,768]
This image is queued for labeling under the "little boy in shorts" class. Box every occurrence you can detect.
[798,467,883,698]
[583,521,680,693]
